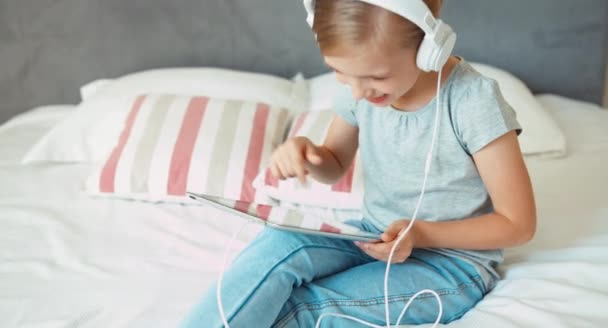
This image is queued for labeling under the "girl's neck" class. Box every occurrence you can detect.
[392,56,459,112]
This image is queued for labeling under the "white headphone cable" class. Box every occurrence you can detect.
[217,220,253,327]
[316,68,444,328]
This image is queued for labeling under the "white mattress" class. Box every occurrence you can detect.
[0,96,607,328]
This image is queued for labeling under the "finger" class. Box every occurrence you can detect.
[287,149,308,184]
[295,165,307,185]
[362,240,412,263]
[270,150,286,179]
[276,164,287,180]
[388,250,411,263]
[355,243,384,261]
[283,162,297,179]
[385,220,405,235]
[281,147,301,179]
[381,232,396,243]
[270,162,281,179]
[382,220,407,242]
[375,242,407,262]
[366,241,395,255]
[357,242,390,260]
[269,156,283,179]
[276,158,291,180]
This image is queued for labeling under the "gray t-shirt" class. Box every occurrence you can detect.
[333,59,521,285]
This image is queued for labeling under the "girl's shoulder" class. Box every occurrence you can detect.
[447,59,522,155]
[446,59,503,104]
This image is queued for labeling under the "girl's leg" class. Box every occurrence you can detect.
[273,249,487,328]
[180,227,376,328]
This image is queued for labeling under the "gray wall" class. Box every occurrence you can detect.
[1,0,607,124]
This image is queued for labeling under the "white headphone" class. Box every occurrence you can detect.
[303,0,456,72]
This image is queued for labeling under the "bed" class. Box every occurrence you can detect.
[1,94,607,328]
[1,1,608,327]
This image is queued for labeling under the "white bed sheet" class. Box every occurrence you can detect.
[0,96,607,328]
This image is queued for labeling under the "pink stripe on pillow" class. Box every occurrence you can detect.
[233,202,271,221]
[320,223,341,234]
[167,97,209,195]
[256,204,271,221]
[99,95,147,192]
[289,111,309,138]
[238,104,270,202]
[234,200,250,213]
[332,158,356,192]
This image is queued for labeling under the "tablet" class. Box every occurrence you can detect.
[186,192,381,242]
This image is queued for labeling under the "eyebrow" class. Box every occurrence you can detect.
[324,62,390,79]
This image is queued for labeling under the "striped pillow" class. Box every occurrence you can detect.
[86,94,291,203]
[254,110,364,210]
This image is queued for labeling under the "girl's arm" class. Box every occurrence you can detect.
[413,130,537,249]
[306,115,359,184]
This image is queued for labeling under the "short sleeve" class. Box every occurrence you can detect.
[332,86,358,127]
[453,77,522,155]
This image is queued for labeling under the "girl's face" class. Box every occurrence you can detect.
[324,44,421,107]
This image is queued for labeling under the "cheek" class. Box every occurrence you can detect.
[390,74,418,94]
[403,67,422,87]
[400,77,418,91]
[371,80,403,95]
[335,73,349,86]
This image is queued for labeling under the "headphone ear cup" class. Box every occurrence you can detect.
[416,21,456,72]
[416,37,436,72]
[433,32,456,70]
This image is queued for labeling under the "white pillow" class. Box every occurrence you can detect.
[84,68,309,111]
[308,72,344,112]
[23,68,308,163]
[471,63,566,157]
[79,79,114,101]
[306,61,567,157]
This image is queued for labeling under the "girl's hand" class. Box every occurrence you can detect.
[270,136,323,184]
[354,219,416,263]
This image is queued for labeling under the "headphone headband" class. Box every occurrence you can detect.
[303,0,456,72]
[304,0,438,35]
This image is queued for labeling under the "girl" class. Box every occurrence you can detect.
[181,0,536,326]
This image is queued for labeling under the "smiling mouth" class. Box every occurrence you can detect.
[367,94,388,104]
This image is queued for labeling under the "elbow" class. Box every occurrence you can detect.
[519,223,536,245]
[513,213,537,246]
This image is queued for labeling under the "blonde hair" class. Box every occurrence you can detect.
[312,0,443,55]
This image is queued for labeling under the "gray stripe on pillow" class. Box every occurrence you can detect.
[306,111,333,145]
[272,109,290,148]
[283,208,304,227]
[206,100,242,196]
[131,95,175,192]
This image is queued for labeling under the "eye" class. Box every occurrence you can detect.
[372,76,389,81]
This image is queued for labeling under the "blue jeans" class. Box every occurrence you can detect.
[181,219,489,328]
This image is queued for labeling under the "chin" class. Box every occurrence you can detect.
[379,96,396,107]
